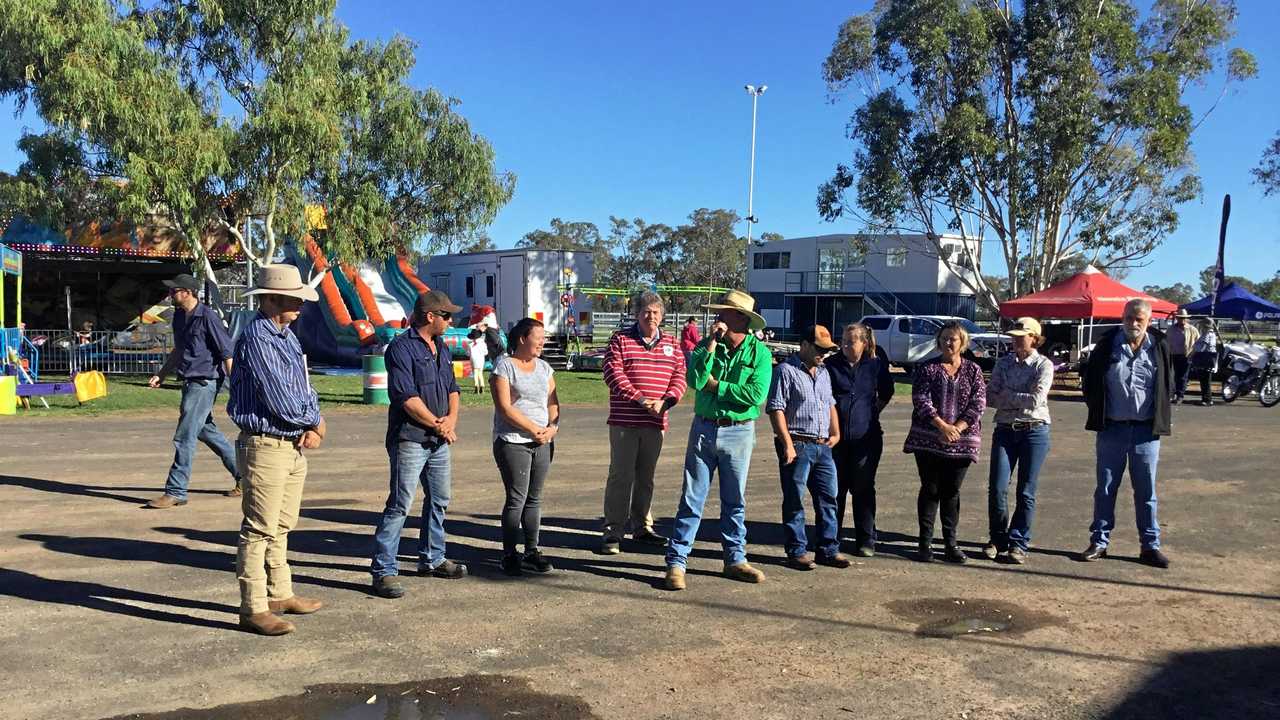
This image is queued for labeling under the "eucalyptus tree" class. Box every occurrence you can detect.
[818,0,1255,311]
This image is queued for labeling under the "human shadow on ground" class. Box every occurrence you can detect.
[0,567,240,631]
[0,475,226,505]
[151,526,372,571]
[300,508,1278,602]
[1100,645,1280,719]
[295,508,727,587]
[18,533,370,595]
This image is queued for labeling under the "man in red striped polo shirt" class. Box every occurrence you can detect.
[600,291,688,555]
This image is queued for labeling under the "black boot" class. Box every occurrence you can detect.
[916,536,934,563]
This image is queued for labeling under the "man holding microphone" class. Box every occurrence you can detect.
[663,290,773,591]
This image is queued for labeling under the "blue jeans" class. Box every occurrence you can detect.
[776,440,840,559]
[1091,421,1161,550]
[371,440,453,577]
[163,378,238,500]
[987,424,1051,551]
[666,417,756,568]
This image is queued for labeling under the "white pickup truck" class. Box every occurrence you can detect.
[858,315,1010,371]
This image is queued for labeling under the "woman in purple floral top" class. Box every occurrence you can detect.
[903,321,986,564]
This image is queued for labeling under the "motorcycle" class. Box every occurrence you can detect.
[1220,340,1280,407]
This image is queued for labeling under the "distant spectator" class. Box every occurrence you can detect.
[468,328,488,394]
[680,316,701,367]
[1166,309,1199,404]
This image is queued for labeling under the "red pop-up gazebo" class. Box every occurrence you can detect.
[999,266,1177,319]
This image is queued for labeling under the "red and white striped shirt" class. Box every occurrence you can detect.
[603,326,688,429]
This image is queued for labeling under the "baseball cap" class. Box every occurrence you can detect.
[415,289,462,316]
[803,324,839,351]
[1006,317,1042,337]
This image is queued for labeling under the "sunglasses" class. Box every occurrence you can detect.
[434,311,452,321]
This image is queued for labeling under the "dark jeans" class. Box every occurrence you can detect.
[987,424,1051,551]
[1192,351,1216,403]
[494,439,553,555]
[914,453,971,546]
[1171,355,1190,398]
[833,433,883,547]
[774,439,840,559]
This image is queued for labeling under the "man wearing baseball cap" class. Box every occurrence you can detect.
[145,273,241,508]
[766,324,850,571]
[370,289,469,599]
[663,289,773,590]
[227,264,326,635]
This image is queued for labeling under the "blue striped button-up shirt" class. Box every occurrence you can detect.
[227,312,321,437]
[767,354,835,438]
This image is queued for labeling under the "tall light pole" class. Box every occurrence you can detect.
[744,84,767,245]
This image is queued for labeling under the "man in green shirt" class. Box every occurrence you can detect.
[663,290,773,590]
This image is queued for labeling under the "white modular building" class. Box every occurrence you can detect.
[747,233,982,335]
[421,248,595,335]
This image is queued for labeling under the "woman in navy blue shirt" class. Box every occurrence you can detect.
[825,322,895,557]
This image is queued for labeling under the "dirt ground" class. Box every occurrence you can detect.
[2,394,1278,719]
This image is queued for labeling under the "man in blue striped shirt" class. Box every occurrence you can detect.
[227,264,326,636]
[766,325,849,571]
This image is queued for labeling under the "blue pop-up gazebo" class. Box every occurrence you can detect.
[1182,282,1280,321]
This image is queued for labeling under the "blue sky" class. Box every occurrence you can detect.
[2,1,1277,290]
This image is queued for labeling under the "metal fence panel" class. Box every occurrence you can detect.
[23,328,173,377]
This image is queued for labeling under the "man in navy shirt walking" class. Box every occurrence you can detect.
[145,273,240,509]
[371,289,468,599]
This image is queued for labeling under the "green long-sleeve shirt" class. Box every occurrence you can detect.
[686,333,773,421]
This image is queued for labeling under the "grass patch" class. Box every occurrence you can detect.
[8,369,904,417]
[7,370,613,417]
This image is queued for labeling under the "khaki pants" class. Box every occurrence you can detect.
[235,433,307,615]
[602,425,664,537]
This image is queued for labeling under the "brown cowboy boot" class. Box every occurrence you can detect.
[267,596,323,615]
[239,612,295,636]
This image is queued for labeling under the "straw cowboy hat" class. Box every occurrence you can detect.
[703,289,766,331]
[1174,308,1191,319]
[244,264,319,302]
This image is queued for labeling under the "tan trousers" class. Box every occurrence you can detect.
[602,424,664,537]
[235,433,307,615]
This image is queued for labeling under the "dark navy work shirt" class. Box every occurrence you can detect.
[172,303,234,380]
[386,326,461,446]
[826,346,894,440]
[227,313,321,438]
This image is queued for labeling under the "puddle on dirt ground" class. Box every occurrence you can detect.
[886,597,1065,639]
[102,675,599,720]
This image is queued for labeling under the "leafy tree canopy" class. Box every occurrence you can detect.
[818,0,1255,313]
[1143,282,1195,306]
[1253,131,1280,196]
[0,0,513,278]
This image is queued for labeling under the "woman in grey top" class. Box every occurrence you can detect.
[491,318,560,576]
[984,316,1054,565]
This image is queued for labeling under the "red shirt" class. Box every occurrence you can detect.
[680,322,701,353]
[603,327,688,429]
